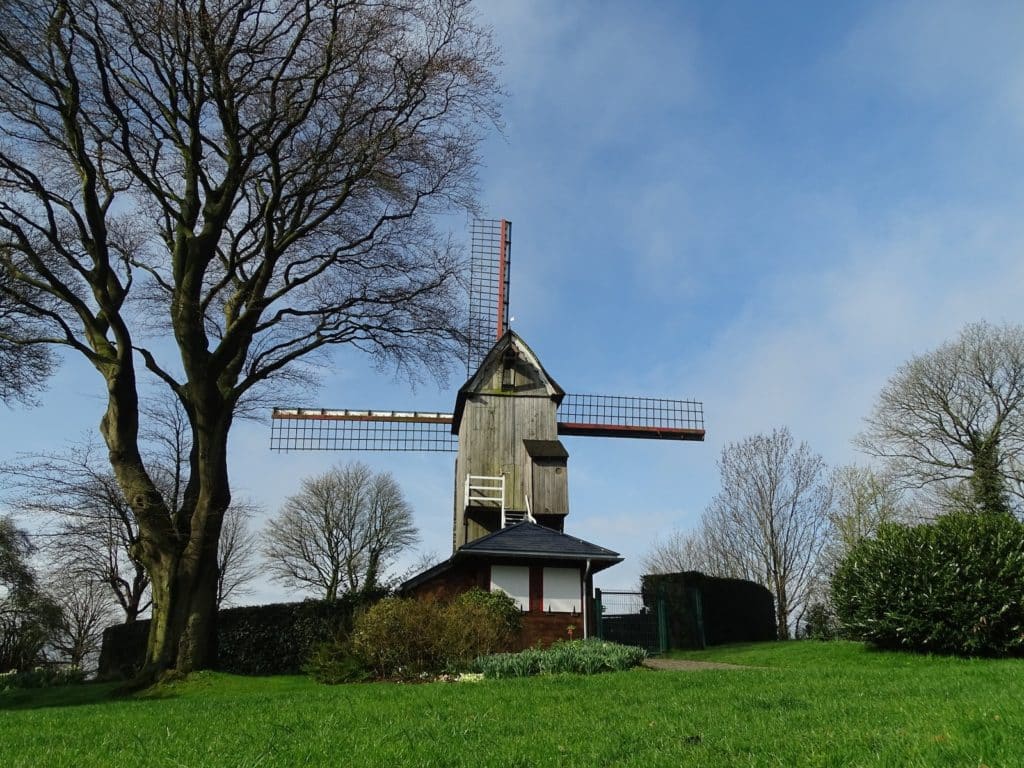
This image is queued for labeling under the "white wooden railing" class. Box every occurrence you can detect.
[465,474,538,528]
[465,474,505,520]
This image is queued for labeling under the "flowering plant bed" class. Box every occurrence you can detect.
[475,639,647,678]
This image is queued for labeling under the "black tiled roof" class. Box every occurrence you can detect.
[399,523,623,592]
[459,522,620,561]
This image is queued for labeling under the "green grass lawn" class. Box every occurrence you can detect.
[2,641,1021,767]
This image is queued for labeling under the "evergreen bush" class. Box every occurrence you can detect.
[832,513,1024,656]
[800,602,839,640]
[441,589,521,664]
[304,639,372,684]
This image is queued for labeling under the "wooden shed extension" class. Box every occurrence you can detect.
[521,439,569,522]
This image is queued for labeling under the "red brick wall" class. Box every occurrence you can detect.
[517,612,584,649]
[407,562,489,602]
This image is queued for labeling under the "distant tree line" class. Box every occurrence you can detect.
[646,320,1024,638]
[1,449,419,674]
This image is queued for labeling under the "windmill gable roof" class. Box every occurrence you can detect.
[452,330,565,431]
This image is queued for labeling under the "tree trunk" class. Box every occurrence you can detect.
[113,401,231,685]
[775,580,790,640]
[125,565,149,624]
[153,417,230,678]
[971,436,1010,515]
[141,542,219,677]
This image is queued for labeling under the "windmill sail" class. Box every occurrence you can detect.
[270,392,704,452]
[466,219,511,376]
[271,409,457,452]
[556,394,705,440]
[269,219,704,453]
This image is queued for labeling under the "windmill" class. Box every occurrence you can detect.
[270,219,704,642]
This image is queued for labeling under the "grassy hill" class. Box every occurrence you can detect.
[2,641,1021,767]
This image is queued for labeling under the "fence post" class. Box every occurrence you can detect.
[688,586,706,650]
[656,584,668,654]
[594,588,603,640]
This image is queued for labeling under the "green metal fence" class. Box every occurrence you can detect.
[594,588,667,654]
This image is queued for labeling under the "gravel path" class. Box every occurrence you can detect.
[642,658,755,671]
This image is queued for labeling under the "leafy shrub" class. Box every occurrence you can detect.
[441,589,520,665]
[346,589,521,680]
[451,588,522,636]
[0,666,86,690]
[832,513,1024,656]
[305,639,372,684]
[349,597,446,678]
[642,572,777,647]
[476,639,647,679]
[0,593,65,673]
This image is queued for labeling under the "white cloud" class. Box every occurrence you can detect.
[687,200,1024,473]
[837,0,1024,122]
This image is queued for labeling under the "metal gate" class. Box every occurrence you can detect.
[594,589,667,654]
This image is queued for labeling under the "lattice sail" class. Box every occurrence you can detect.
[556,394,705,441]
[466,218,511,376]
[270,393,704,452]
[271,409,457,452]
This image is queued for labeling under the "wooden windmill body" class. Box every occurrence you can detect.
[452,330,567,546]
[271,220,704,642]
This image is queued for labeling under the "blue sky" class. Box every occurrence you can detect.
[4,0,1024,599]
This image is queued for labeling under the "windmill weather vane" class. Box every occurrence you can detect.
[270,219,705,640]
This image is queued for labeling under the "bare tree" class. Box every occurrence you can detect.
[0,268,55,406]
[48,575,117,670]
[264,462,418,600]
[642,526,746,578]
[858,321,1024,516]
[4,444,152,622]
[792,465,913,622]
[701,428,834,639]
[1,516,63,670]
[216,501,261,608]
[0,0,499,681]
[1,514,35,595]
[825,465,910,564]
[4,425,262,618]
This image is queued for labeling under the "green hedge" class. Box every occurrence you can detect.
[0,666,86,690]
[642,572,777,649]
[832,513,1024,656]
[98,595,382,678]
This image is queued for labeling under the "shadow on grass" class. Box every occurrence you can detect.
[0,681,177,711]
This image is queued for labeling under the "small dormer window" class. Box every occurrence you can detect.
[501,346,517,391]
